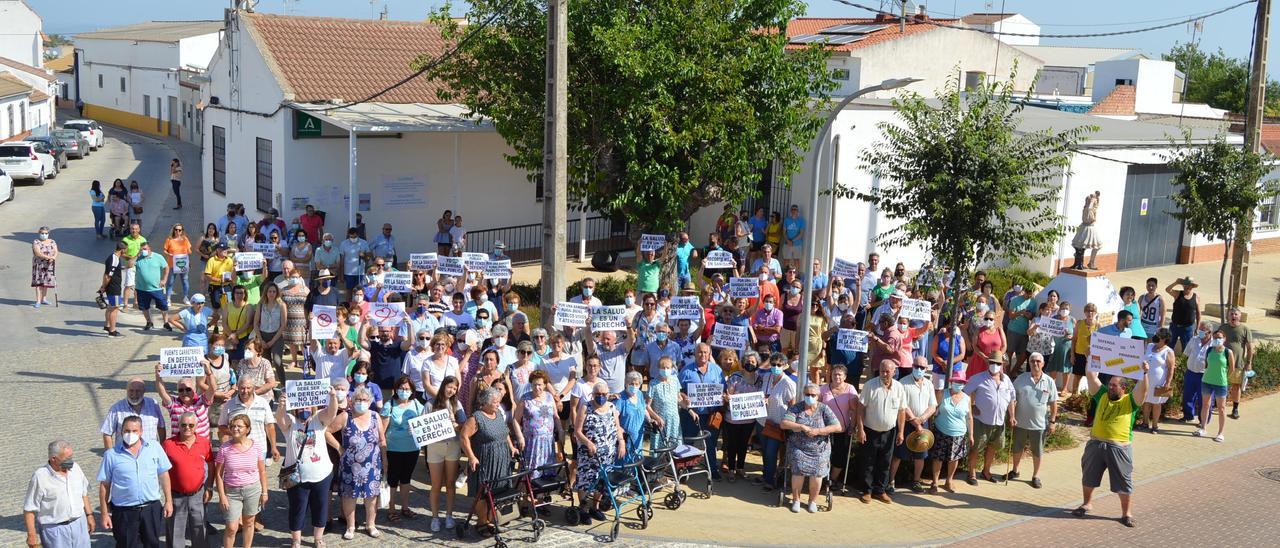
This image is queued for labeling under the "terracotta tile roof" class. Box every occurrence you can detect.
[244,13,451,104]
[1262,123,1280,155]
[1088,85,1136,116]
[44,55,74,73]
[783,17,958,52]
[960,13,1015,25]
[0,56,55,82]
[0,73,33,100]
[28,88,49,103]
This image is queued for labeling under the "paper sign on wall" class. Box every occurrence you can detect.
[639,234,667,252]
[1088,331,1146,380]
[381,271,413,293]
[159,347,205,377]
[369,302,406,327]
[898,298,932,321]
[285,379,329,410]
[836,329,869,352]
[687,383,725,408]
[668,296,702,320]
[553,302,589,328]
[703,250,735,269]
[234,252,264,271]
[710,323,749,350]
[728,277,759,299]
[728,392,767,421]
[409,409,457,448]
[311,305,337,340]
[409,253,438,271]
[590,305,628,332]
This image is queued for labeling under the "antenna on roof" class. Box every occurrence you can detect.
[284,0,300,15]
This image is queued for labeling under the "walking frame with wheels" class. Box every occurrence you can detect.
[454,465,545,548]
[597,460,652,542]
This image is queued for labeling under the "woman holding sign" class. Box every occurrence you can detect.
[276,386,340,548]
[163,224,191,304]
[426,376,465,532]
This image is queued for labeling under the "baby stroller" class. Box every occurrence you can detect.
[597,460,652,542]
[455,466,543,548]
[773,437,834,512]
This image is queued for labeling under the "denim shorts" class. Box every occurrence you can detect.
[1201,383,1228,399]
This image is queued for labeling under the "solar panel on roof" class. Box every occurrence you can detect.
[788,33,868,45]
[819,24,889,35]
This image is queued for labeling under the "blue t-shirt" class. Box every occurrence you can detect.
[934,394,970,437]
[1122,303,1147,339]
[749,216,768,242]
[381,399,426,453]
[678,362,725,414]
[1007,296,1034,334]
[784,216,805,245]
[180,306,213,348]
[674,242,694,278]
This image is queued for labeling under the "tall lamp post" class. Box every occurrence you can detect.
[795,77,920,386]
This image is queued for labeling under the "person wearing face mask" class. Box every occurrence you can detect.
[572,380,626,525]
[968,307,1007,381]
[172,292,212,349]
[24,440,94,548]
[890,358,937,493]
[1179,320,1213,423]
[312,233,342,283]
[338,227,371,298]
[100,378,167,449]
[154,363,215,439]
[288,228,314,280]
[962,354,1016,485]
[97,416,174,547]
[1194,328,1234,442]
[781,383,840,513]
[1046,302,1075,394]
[853,360,907,504]
[1009,352,1059,489]
[1067,303,1102,397]
[1138,328,1177,434]
[1075,363,1149,527]
[236,339,278,396]
[222,285,256,361]
[473,308,494,340]
[347,361,386,414]
[929,373,973,494]
[568,276,603,307]
[647,356,687,452]
[636,248,662,295]
[630,294,667,373]
[204,334,237,426]
[275,385,340,548]
[818,365,857,493]
[751,294,785,353]
[132,242,172,331]
[380,375,425,523]
[214,413,269,548]
[220,377,280,462]
[867,312,905,377]
[779,281,804,351]
[584,319,634,392]
[30,226,58,308]
[333,386,385,539]
[363,323,415,393]
[616,371,660,464]
[160,410,213,548]
[678,343,726,481]
[756,352,796,491]
[721,351,763,482]
[309,268,340,310]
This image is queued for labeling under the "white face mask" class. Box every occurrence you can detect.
[243,350,257,361]
[988,365,1001,376]
[1059,309,1071,318]
[122,432,140,446]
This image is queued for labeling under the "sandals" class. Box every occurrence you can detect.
[1120,516,1136,528]
[342,529,355,540]
[387,511,401,524]
[1214,434,1225,443]
[1071,506,1089,518]
[401,508,417,519]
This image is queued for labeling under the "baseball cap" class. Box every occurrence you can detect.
[190,293,207,304]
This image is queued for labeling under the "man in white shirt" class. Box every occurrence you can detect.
[444,293,476,331]
[569,277,604,307]
[854,359,907,503]
[218,377,279,461]
[337,227,370,294]
[964,355,1016,484]
[313,337,351,383]
[24,440,93,547]
[891,357,937,493]
[100,378,167,448]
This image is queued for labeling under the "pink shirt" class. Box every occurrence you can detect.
[819,383,859,432]
[215,439,263,488]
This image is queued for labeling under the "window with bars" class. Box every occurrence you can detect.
[212,126,226,194]
[255,138,272,213]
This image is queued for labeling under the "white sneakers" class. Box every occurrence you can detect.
[790,500,801,513]
[431,517,441,532]
[807,502,818,513]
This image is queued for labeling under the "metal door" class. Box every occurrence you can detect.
[1116,165,1183,270]
[168,96,178,137]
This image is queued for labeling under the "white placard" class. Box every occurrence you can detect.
[409,409,457,448]
[251,243,278,261]
[171,254,190,275]
[668,296,702,320]
[311,305,338,340]
[728,392,766,421]
[836,328,869,352]
[687,382,724,408]
[898,298,932,321]
[703,250,735,269]
[409,252,438,271]
[1088,331,1146,380]
[462,252,489,270]
[485,259,512,280]
[710,323,749,350]
[553,302,589,328]
[369,302,406,327]
[728,277,759,299]
[590,305,628,333]
[436,256,465,276]
[285,379,329,410]
[1038,317,1068,338]
[831,257,859,280]
[639,234,667,252]
[382,271,413,293]
[234,252,264,272]
[159,347,205,377]
[381,175,427,209]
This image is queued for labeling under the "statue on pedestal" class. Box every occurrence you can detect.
[1070,191,1103,270]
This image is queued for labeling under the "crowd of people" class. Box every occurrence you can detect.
[23,201,1263,546]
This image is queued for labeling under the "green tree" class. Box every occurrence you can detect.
[422,0,834,234]
[1163,42,1280,117]
[830,70,1093,381]
[1164,135,1276,320]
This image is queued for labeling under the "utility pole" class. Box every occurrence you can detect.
[1230,0,1270,310]
[540,0,569,327]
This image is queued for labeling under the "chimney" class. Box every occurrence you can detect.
[913,4,929,21]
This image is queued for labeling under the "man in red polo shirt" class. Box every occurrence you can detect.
[299,204,324,245]
[162,412,212,547]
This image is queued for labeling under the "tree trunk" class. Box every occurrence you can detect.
[942,258,967,392]
[1218,236,1231,323]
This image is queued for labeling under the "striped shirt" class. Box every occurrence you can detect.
[214,439,263,488]
[167,396,211,439]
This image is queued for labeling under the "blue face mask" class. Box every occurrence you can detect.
[625,296,635,306]
[950,384,965,394]
[625,386,637,396]
[656,332,668,342]
[659,369,673,379]
[396,389,412,401]
[353,402,370,414]
[803,395,817,406]
[912,369,926,380]
[321,279,333,288]
[212,346,226,357]
[594,394,608,406]
[353,374,367,384]
[582,287,594,298]
[477,319,491,329]
[295,410,312,422]
[764,302,774,311]
[771,366,783,376]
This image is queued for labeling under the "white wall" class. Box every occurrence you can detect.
[0,95,30,139]
[853,29,1042,98]
[77,38,180,119]
[178,34,220,71]
[827,56,863,97]
[991,15,1040,46]
[0,1,42,68]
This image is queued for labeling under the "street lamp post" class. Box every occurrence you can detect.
[795,78,920,387]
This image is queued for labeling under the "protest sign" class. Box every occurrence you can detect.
[311,305,337,340]
[710,323,749,350]
[836,329,869,352]
[1038,317,1068,338]
[899,298,932,321]
[436,256,465,276]
[831,257,859,280]
[728,277,759,299]
[409,252,438,271]
[703,250,735,269]
[485,259,512,280]
[1088,331,1146,380]
[668,296,702,320]
[285,379,329,410]
[462,252,489,270]
[590,305,628,332]
[639,234,667,252]
[159,347,205,377]
[409,410,457,448]
[553,302,589,328]
[687,383,724,408]
[381,271,412,293]
[369,302,406,327]
[251,243,278,261]
[171,254,190,275]
[728,392,767,421]
[234,252,264,271]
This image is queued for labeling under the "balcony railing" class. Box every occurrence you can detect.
[464,215,631,264]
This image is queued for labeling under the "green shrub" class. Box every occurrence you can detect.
[507,274,639,308]
[984,266,1052,297]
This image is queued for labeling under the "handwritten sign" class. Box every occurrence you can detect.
[687,382,724,408]
[311,305,337,340]
[728,392,766,421]
[409,252,438,271]
[1088,331,1146,380]
[899,298,932,321]
[382,271,412,293]
[409,409,457,448]
[831,257,859,280]
[728,277,759,299]
[639,234,667,252]
[234,252,264,272]
[285,379,329,410]
[485,259,512,280]
[462,252,489,271]
[703,250,735,269]
[251,242,278,261]
[369,302,406,327]
[159,347,205,377]
[436,256,465,276]
[836,329,869,352]
[710,323,749,350]
[668,296,702,320]
[171,254,190,275]
[553,302,589,328]
[1038,317,1068,338]
[590,305,628,332]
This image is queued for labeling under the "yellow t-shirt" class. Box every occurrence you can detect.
[1091,391,1137,444]
[1073,320,1099,354]
[204,256,235,286]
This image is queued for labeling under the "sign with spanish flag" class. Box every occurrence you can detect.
[1088,331,1146,380]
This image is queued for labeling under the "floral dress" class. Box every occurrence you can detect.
[339,415,383,499]
[282,289,308,346]
[575,403,619,495]
[648,378,682,451]
[784,403,839,477]
[520,391,557,477]
[31,239,56,287]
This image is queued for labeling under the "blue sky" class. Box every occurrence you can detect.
[32,0,1272,75]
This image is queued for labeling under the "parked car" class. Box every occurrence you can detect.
[62,119,105,150]
[50,129,90,159]
[0,168,12,204]
[0,141,57,184]
[24,136,68,169]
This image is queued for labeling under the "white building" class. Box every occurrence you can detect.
[201,11,621,260]
[74,20,221,139]
[0,57,56,136]
[0,0,43,69]
[1089,58,1227,120]
[1014,45,1146,99]
[959,13,1040,46]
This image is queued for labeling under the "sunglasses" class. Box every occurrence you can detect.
[177,388,194,393]
[180,423,197,428]
[518,350,533,355]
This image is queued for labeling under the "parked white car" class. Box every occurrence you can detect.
[0,168,13,204]
[63,119,106,150]
[0,141,57,184]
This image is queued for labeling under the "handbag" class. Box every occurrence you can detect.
[1153,386,1173,398]
[762,421,785,442]
[707,409,724,430]
[277,422,310,490]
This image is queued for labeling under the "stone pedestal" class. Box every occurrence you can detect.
[1040,269,1125,325]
